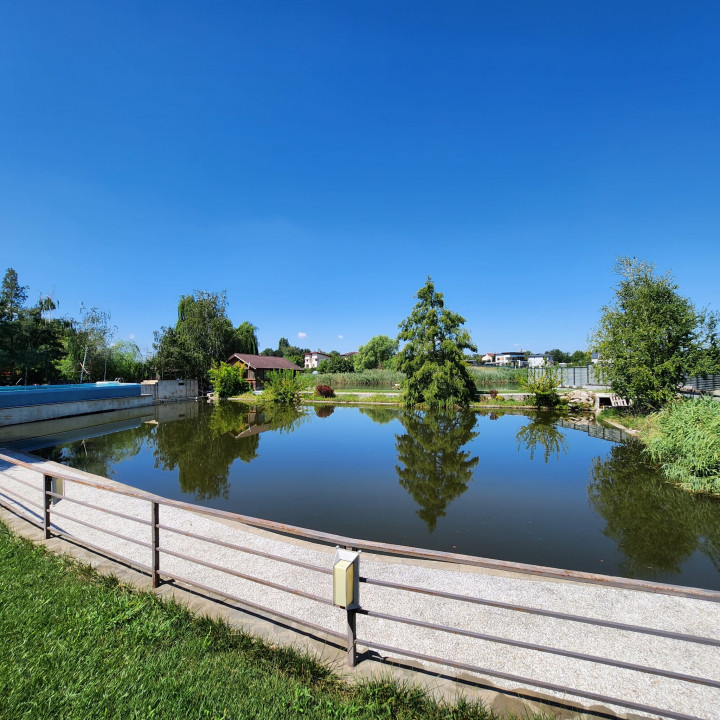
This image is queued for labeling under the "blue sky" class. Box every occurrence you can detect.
[2,2,719,357]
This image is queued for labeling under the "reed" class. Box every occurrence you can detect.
[309,369,404,388]
[469,366,527,387]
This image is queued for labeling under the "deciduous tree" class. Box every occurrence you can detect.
[354,335,398,370]
[593,258,711,411]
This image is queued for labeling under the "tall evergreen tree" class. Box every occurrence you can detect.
[396,277,477,408]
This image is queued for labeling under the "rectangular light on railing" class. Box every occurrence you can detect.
[332,548,360,609]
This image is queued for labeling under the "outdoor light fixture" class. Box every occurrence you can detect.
[332,547,360,609]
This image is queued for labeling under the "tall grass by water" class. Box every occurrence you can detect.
[308,369,404,389]
[645,397,720,493]
[469,366,527,387]
[0,521,539,720]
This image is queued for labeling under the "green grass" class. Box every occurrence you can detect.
[468,367,527,387]
[307,370,404,389]
[644,397,720,494]
[596,408,653,433]
[0,521,546,720]
[303,393,403,406]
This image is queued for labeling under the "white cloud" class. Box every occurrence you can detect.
[129,334,135,340]
[298,331,307,339]
[337,334,343,339]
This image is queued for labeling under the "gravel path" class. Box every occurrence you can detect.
[2,453,719,720]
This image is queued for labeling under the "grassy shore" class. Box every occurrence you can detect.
[0,521,547,720]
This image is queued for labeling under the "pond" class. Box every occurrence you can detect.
[11,400,720,590]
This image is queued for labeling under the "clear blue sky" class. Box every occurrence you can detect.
[2,2,719,357]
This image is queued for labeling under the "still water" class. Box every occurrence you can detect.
[16,400,720,590]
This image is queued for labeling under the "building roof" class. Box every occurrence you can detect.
[228,353,302,371]
[304,350,330,357]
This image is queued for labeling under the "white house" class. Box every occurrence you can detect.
[304,350,331,369]
[481,352,495,364]
[527,354,552,368]
[495,352,526,367]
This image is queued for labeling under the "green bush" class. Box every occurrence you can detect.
[208,361,250,398]
[262,370,305,405]
[518,368,562,408]
[644,397,720,493]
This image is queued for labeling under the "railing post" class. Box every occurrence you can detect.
[151,501,160,588]
[345,545,357,667]
[43,474,52,539]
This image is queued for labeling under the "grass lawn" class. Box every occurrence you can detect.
[0,521,544,720]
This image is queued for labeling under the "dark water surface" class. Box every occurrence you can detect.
[16,400,720,590]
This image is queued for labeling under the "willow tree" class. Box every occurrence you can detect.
[396,277,477,408]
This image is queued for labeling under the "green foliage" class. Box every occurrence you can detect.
[318,352,355,373]
[544,348,591,365]
[234,321,259,355]
[354,335,398,370]
[153,291,241,389]
[262,369,305,405]
[309,369,403,388]
[396,277,477,409]
[518,368,562,408]
[593,258,708,412]
[468,366,526,387]
[0,268,67,385]
[209,361,250,398]
[644,397,720,493]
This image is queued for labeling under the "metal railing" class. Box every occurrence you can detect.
[1,449,719,720]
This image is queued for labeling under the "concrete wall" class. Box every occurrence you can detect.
[141,379,198,401]
[0,395,153,428]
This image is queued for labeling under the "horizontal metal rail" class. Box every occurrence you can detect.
[46,491,153,526]
[355,638,706,720]
[2,449,718,602]
[50,525,152,573]
[358,608,720,688]
[360,576,720,647]
[0,495,43,524]
[157,546,333,606]
[0,486,43,511]
[49,508,152,549]
[157,522,331,575]
[160,568,345,641]
[0,472,42,494]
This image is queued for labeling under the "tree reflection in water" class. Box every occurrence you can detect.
[153,402,306,500]
[395,410,479,532]
[38,425,153,480]
[515,411,569,463]
[589,441,720,577]
[358,406,401,425]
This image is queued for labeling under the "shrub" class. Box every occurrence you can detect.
[208,361,250,398]
[315,385,335,398]
[262,370,304,406]
[488,389,499,399]
[518,368,562,408]
[644,397,720,493]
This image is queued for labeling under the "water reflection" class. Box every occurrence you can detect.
[395,410,479,532]
[589,442,720,577]
[40,425,152,479]
[515,411,569,463]
[358,406,400,424]
[314,405,335,418]
[154,402,306,499]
